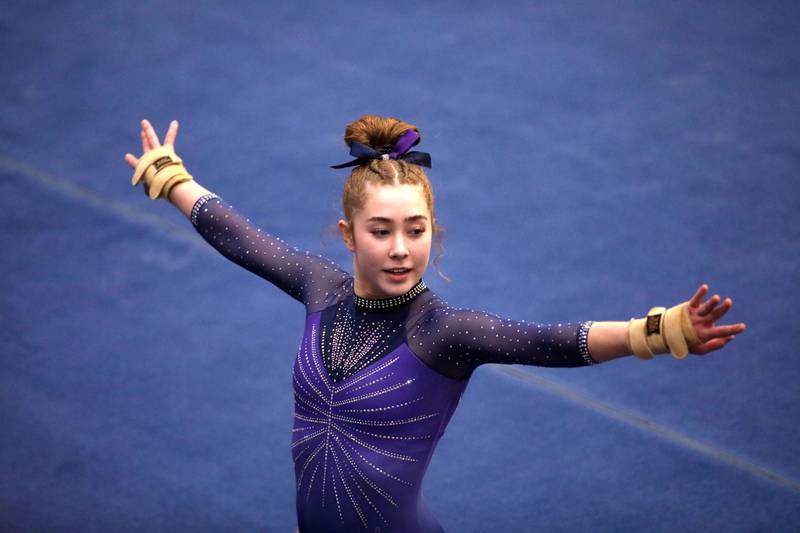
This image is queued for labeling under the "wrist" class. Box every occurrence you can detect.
[168,180,213,219]
[131,145,194,201]
[627,302,699,360]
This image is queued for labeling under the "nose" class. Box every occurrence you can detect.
[389,232,409,259]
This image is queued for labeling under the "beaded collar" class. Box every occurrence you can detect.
[354,279,428,310]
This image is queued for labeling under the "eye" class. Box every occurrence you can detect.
[370,229,390,237]
[409,227,426,237]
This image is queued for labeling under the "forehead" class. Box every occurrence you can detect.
[358,183,429,220]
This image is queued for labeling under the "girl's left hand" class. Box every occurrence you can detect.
[687,284,747,355]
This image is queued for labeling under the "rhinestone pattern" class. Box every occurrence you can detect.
[320,300,399,384]
[292,315,464,531]
[354,280,427,310]
[577,321,596,364]
[190,195,600,380]
[190,195,603,532]
[408,302,599,380]
[191,195,350,312]
[190,192,219,226]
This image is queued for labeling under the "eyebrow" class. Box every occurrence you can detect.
[366,215,428,223]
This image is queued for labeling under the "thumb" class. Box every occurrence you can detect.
[124,153,139,169]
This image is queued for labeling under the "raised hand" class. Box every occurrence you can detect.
[687,284,746,355]
[124,119,179,169]
[124,119,183,198]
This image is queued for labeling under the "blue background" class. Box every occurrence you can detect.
[1,1,798,531]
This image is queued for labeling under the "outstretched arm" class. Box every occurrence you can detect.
[410,283,746,379]
[587,284,746,363]
[123,119,351,309]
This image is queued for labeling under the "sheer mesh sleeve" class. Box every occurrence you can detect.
[408,302,596,380]
[191,193,350,311]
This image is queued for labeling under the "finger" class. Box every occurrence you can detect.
[691,335,735,355]
[163,120,179,146]
[698,294,721,316]
[705,322,746,338]
[141,126,149,153]
[689,284,708,308]
[705,298,733,323]
[124,153,139,169]
[142,119,161,149]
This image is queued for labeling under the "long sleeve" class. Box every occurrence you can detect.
[190,193,351,311]
[408,299,596,380]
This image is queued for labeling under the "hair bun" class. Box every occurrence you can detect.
[343,115,420,152]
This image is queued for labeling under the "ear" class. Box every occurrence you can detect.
[338,219,355,252]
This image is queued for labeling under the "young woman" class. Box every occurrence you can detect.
[124,116,746,533]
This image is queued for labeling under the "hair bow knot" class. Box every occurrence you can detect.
[331,129,432,169]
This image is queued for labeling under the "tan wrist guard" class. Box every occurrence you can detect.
[627,302,701,360]
[131,145,194,200]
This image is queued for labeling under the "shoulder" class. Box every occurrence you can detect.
[306,274,354,313]
[416,293,496,326]
[407,290,491,333]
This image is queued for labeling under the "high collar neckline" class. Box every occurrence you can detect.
[354,279,427,310]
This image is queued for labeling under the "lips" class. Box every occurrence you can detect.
[384,267,412,281]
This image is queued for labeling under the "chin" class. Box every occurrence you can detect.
[379,278,416,297]
[377,284,406,298]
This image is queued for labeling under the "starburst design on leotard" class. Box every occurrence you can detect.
[291,323,440,529]
[320,301,400,383]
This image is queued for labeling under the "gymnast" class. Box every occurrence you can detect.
[124,115,746,533]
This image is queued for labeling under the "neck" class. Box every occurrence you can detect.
[353,279,427,310]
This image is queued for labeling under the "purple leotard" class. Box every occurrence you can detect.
[191,193,597,533]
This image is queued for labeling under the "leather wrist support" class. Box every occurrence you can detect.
[131,145,194,200]
[627,302,701,360]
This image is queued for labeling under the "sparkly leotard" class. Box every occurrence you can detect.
[191,193,597,533]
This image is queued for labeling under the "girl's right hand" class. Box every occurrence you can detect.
[124,119,180,196]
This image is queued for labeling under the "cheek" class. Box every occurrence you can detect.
[354,237,383,262]
[416,238,433,260]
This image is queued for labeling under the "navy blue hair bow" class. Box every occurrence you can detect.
[331,129,432,169]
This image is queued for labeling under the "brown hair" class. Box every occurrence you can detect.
[340,115,447,280]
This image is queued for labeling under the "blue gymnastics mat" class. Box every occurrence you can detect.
[1,1,798,531]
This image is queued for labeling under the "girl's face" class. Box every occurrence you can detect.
[339,182,433,300]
